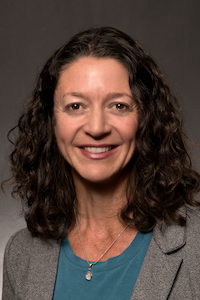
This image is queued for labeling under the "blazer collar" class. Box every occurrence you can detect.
[153,205,186,254]
[131,206,187,300]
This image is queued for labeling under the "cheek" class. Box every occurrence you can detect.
[121,119,138,142]
[54,117,81,149]
[54,119,70,145]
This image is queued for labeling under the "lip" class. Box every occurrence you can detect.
[79,144,118,159]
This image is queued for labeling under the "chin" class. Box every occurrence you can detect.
[73,167,128,187]
[81,173,113,184]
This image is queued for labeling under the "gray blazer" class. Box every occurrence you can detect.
[2,206,200,300]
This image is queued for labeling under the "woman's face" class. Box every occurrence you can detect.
[54,56,138,184]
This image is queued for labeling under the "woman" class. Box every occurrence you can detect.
[2,27,200,300]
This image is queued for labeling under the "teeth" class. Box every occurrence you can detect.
[83,146,113,153]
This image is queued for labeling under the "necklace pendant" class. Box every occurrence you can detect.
[85,270,92,280]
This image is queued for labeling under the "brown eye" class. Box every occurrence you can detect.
[71,103,80,110]
[65,102,85,115]
[115,103,127,110]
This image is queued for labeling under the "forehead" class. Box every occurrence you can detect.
[55,56,130,96]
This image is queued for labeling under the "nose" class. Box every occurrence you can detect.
[83,109,111,138]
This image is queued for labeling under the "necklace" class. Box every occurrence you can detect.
[74,207,130,280]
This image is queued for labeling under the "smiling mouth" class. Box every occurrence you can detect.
[82,146,114,153]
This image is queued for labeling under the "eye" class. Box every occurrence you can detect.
[69,103,81,110]
[65,103,84,112]
[115,103,128,110]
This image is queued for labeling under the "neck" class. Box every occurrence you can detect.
[68,169,137,265]
[68,171,137,264]
[72,171,129,227]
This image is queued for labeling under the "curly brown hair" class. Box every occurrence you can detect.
[4,27,200,240]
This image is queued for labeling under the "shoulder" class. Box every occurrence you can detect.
[133,207,200,299]
[183,205,200,246]
[185,205,200,249]
[3,228,36,297]
[4,227,60,272]
[186,205,200,226]
[5,228,38,261]
[3,228,61,299]
[4,228,33,265]
[152,205,200,254]
[5,227,33,249]
[3,228,60,296]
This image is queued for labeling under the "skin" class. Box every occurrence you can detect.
[54,57,138,261]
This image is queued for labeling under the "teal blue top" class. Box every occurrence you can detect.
[53,230,153,300]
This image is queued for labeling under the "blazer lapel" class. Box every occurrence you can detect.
[23,238,61,300]
[131,209,186,300]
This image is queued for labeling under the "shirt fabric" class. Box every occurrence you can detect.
[53,230,153,300]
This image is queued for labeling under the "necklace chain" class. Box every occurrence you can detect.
[74,207,130,280]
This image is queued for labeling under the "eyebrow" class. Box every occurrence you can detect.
[63,92,134,101]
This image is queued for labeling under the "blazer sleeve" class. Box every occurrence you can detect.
[2,228,60,300]
[2,229,32,300]
[2,241,16,300]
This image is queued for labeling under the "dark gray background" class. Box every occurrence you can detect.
[0,0,200,293]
